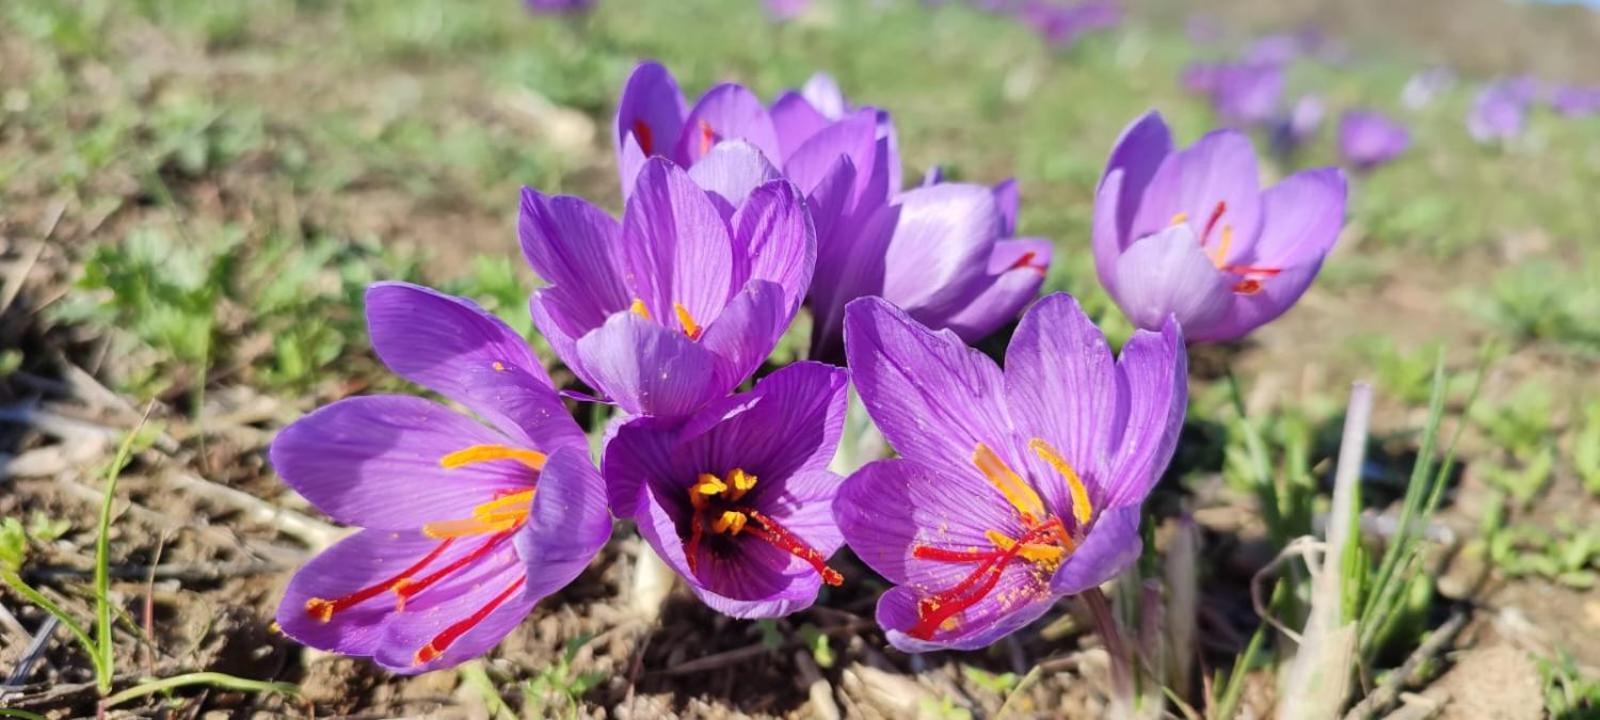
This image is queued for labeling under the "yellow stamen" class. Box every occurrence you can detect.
[690,473,727,509]
[726,468,757,501]
[972,443,1045,525]
[674,302,703,340]
[419,489,537,539]
[630,298,652,319]
[1211,225,1234,268]
[984,529,1067,566]
[492,361,506,372]
[440,445,546,472]
[305,600,334,623]
[1027,439,1094,527]
[712,510,748,535]
[1169,211,1189,226]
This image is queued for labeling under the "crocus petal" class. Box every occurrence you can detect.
[801,72,847,119]
[842,297,1016,492]
[271,396,530,530]
[518,188,629,331]
[1203,262,1323,343]
[615,61,688,190]
[699,279,787,392]
[1048,505,1143,595]
[529,286,596,389]
[730,179,816,312]
[782,111,878,201]
[1003,293,1118,518]
[770,91,831,160]
[1101,317,1186,507]
[621,158,736,325]
[574,311,722,417]
[993,179,1019,237]
[276,528,532,674]
[599,413,678,519]
[1110,224,1232,335]
[372,537,532,673]
[1129,129,1263,268]
[809,203,897,363]
[1092,169,1128,296]
[365,283,584,453]
[881,183,1000,319]
[877,581,1055,653]
[676,84,782,167]
[1242,167,1346,269]
[513,447,613,602]
[835,459,1024,590]
[939,238,1051,343]
[688,141,781,208]
[804,156,858,271]
[1099,111,1174,246]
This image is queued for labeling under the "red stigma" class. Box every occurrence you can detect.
[1005,251,1047,275]
[698,120,716,156]
[748,511,844,586]
[304,539,456,622]
[632,120,655,156]
[1201,200,1227,243]
[906,518,1068,640]
[413,576,527,666]
[393,533,514,607]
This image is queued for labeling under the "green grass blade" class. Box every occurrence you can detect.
[0,570,104,681]
[98,671,299,710]
[94,408,150,693]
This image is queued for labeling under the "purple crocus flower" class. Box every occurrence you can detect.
[604,362,849,618]
[1467,82,1527,143]
[1092,111,1347,343]
[520,150,815,418]
[1337,109,1410,170]
[1244,33,1301,66]
[1271,93,1325,157]
[1550,85,1600,118]
[1017,0,1121,48]
[271,282,611,673]
[1211,62,1284,128]
[807,177,1052,361]
[524,0,592,13]
[835,294,1186,651]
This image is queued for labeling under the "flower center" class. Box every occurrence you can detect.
[302,443,542,666]
[630,298,704,340]
[1169,201,1283,295]
[681,468,843,586]
[905,440,1093,640]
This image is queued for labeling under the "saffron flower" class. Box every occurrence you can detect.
[764,0,812,21]
[524,0,592,13]
[272,282,612,673]
[603,362,850,618]
[1337,110,1410,170]
[835,294,1186,651]
[1550,85,1600,118]
[1092,111,1347,342]
[807,178,1052,361]
[1211,62,1284,128]
[1468,81,1529,143]
[1271,93,1325,157]
[521,150,814,418]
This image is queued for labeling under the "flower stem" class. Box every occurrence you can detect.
[1082,587,1135,719]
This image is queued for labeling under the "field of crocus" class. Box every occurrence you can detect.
[2,0,1599,717]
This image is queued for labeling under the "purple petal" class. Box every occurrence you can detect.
[939,238,1050,343]
[1101,317,1186,507]
[1092,169,1128,297]
[877,582,1055,653]
[992,179,1019,237]
[365,282,584,453]
[1202,262,1323,343]
[688,140,781,207]
[676,83,781,167]
[882,183,1000,319]
[529,286,596,388]
[1109,225,1233,335]
[730,179,816,313]
[699,280,787,392]
[514,447,614,602]
[573,312,722,417]
[277,528,532,674]
[1099,111,1174,246]
[808,203,897,362]
[1245,167,1346,269]
[1003,293,1118,519]
[842,297,1015,486]
[1129,129,1263,268]
[770,91,831,161]
[621,158,737,326]
[801,73,847,119]
[804,156,859,273]
[271,396,531,529]
[615,61,687,191]
[599,413,678,520]
[1049,505,1143,595]
[782,111,878,201]
[517,188,628,331]
[372,537,532,672]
